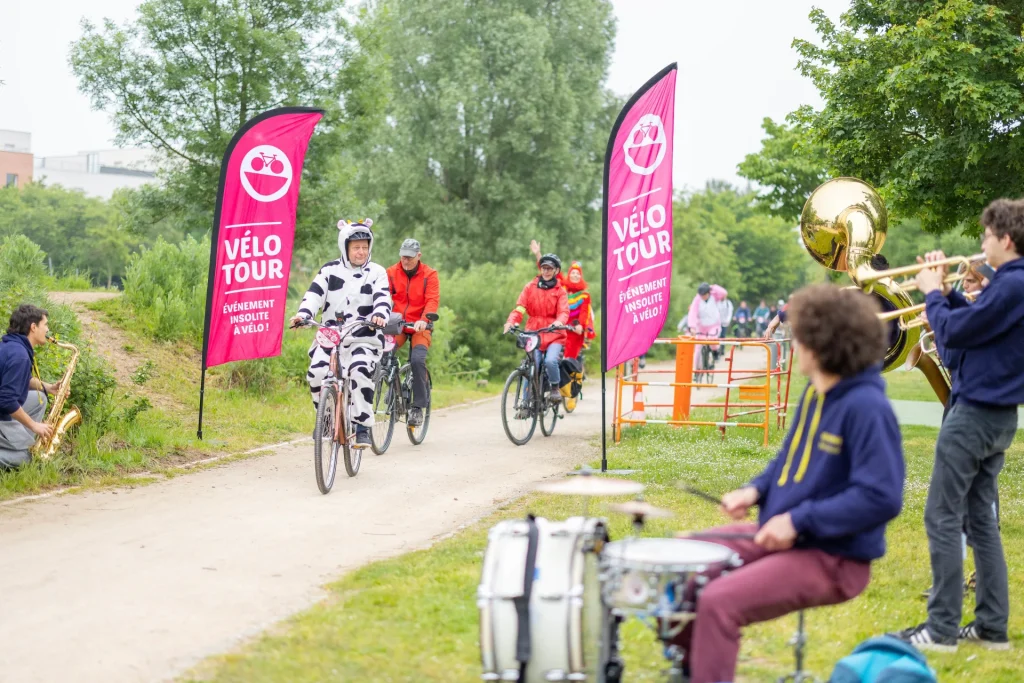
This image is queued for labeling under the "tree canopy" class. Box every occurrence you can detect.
[353,0,619,270]
[754,0,1024,235]
[70,0,381,248]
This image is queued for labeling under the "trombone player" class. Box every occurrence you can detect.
[891,198,1024,652]
[0,305,58,469]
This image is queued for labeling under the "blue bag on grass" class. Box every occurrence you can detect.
[829,636,937,683]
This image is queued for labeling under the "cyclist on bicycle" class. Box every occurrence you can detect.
[290,219,392,448]
[683,282,722,371]
[385,238,440,427]
[503,253,570,406]
[528,240,594,360]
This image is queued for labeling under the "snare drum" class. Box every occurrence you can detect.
[478,516,616,682]
[601,538,738,621]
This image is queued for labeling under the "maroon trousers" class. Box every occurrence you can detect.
[672,523,871,683]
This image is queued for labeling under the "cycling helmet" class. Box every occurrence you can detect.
[697,282,711,296]
[347,230,372,243]
[538,253,562,270]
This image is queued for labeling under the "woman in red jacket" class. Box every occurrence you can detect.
[503,254,570,404]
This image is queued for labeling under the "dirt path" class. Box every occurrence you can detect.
[51,291,139,386]
[0,350,776,683]
[50,291,184,413]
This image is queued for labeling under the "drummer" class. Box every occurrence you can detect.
[672,283,905,683]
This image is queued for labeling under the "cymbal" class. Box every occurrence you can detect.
[535,476,644,497]
[605,501,674,519]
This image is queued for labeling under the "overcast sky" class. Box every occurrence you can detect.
[0,0,849,190]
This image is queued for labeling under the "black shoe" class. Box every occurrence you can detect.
[408,406,423,427]
[890,623,957,652]
[354,426,371,448]
[959,621,1010,650]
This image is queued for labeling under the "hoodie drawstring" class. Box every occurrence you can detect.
[777,386,824,486]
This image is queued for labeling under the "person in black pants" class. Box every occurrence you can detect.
[891,199,1024,652]
[919,260,995,600]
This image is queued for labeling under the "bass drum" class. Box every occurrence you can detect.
[478,516,618,682]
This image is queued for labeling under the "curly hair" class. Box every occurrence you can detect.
[6,304,48,337]
[980,198,1024,255]
[788,284,886,377]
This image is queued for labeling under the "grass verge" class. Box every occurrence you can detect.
[186,420,1024,682]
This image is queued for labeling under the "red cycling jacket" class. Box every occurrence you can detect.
[506,278,569,351]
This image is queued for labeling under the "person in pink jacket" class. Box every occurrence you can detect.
[681,282,722,373]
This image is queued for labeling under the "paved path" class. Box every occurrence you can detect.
[891,400,1024,429]
[0,394,604,683]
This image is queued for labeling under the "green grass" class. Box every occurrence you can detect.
[185,420,1024,682]
[0,299,500,501]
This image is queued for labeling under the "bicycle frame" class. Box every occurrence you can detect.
[507,324,568,414]
[295,317,382,442]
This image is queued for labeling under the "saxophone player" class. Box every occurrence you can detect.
[0,305,59,469]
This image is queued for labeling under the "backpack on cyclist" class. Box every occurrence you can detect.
[558,358,584,399]
[828,636,936,683]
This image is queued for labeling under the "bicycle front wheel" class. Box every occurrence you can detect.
[501,369,537,446]
[370,369,396,455]
[342,383,361,477]
[540,399,559,436]
[403,365,431,445]
[313,383,340,494]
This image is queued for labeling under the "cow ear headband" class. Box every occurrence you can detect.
[338,218,374,230]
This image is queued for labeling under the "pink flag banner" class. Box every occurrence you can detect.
[201,107,323,370]
[602,64,677,371]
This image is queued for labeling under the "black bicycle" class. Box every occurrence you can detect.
[694,334,716,386]
[500,325,570,446]
[370,312,439,454]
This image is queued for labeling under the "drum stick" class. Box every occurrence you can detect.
[677,483,722,507]
[687,531,757,540]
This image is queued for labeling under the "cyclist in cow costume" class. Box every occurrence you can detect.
[291,219,392,448]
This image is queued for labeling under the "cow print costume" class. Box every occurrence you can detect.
[297,219,392,427]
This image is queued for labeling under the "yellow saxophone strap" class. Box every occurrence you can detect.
[32,358,45,405]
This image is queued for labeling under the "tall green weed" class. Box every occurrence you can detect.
[0,235,116,420]
[122,235,208,343]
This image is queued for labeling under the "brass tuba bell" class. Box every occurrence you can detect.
[799,178,950,405]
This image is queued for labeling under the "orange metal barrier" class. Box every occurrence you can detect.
[613,336,795,446]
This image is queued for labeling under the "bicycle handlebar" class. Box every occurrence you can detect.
[505,324,572,336]
[290,317,382,333]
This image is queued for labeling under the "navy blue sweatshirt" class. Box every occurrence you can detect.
[926,257,1024,408]
[0,334,34,421]
[749,366,904,562]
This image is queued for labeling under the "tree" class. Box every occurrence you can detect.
[354,0,619,270]
[0,183,134,284]
[790,0,1024,235]
[70,0,381,249]
[673,184,811,306]
[737,108,830,223]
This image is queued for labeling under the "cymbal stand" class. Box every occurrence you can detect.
[777,609,818,683]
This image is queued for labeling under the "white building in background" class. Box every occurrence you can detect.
[34,148,159,199]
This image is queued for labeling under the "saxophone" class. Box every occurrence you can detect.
[31,338,82,460]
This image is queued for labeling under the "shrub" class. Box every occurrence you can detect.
[0,235,117,421]
[122,235,208,343]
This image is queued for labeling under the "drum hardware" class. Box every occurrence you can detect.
[536,472,644,518]
[605,498,674,536]
[777,609,819,683]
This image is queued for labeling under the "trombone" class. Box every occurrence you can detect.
[858,253,987,293]
[876,289,980,330]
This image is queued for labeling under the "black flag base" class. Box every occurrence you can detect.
[568,469,637,476]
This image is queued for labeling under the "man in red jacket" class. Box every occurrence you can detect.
[385,239,440,426]
[503,254,569,405]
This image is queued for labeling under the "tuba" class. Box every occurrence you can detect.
[798,178,952,405]
[31,338,83,460]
